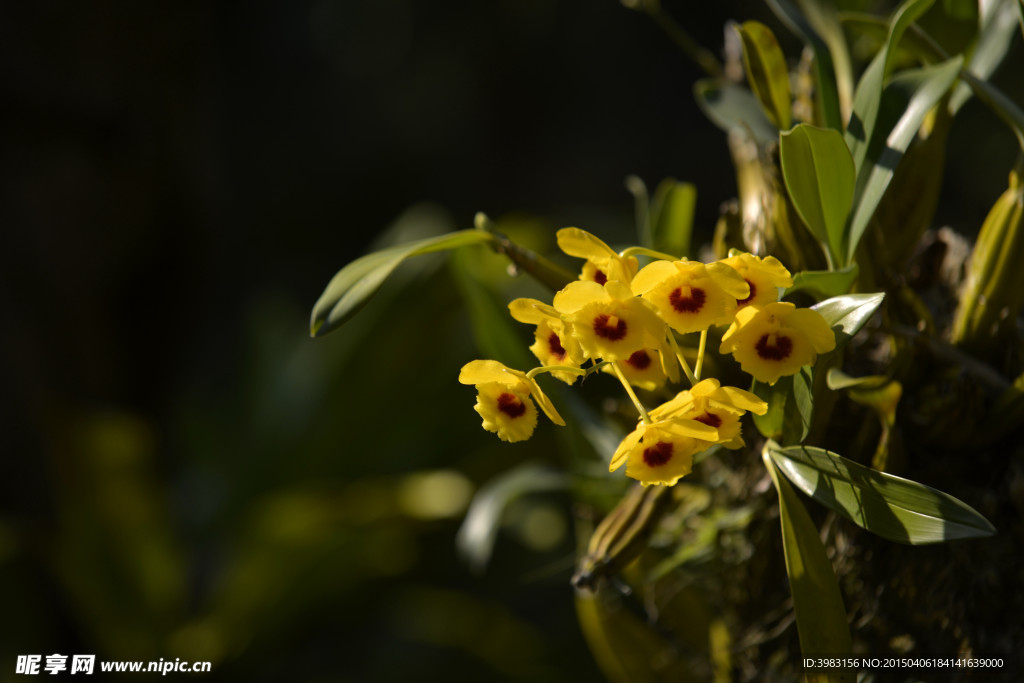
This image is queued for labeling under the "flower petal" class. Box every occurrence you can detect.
[706,261,752,299]
[459,360,527,387]
[556,227,618,260]
[630,259,679,295]
[508,298,559,325]
[787,308,837,353]
[609,425,644,472]
[552,280,608,314]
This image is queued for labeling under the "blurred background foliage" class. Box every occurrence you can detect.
[1,0,1022,681]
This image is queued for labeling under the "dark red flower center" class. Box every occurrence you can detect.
[627,350,652,370]
[642,441,673,467]
[669,286,706,313]
[755,334,793,361]
[593,269,607,285]
[547,332,566,359]
[497,393,527,418]
[694,411,722,428]
[593,314,627,341]
[737,279,756,307]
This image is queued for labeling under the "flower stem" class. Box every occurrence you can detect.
[526,365,585,380]
[694,329,708,381]
[612,361,652,425]
[666,333,698,386]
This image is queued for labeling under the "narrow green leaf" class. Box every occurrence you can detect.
[693,79,778,145]
[847,57,964,262]
[766,0,844,131]
[788,366,814,443]
[825,367,888,390]
[650,179,697,258]
[811,292,885,350]
[311,229,494,337]
[845,0,936,176]
[767,442,997,544]
[949,0,1023,114]
[455,463,568,573]
[735,21,792,130]
[762,448,853,671]
[780,124,855,265]
[785,265,858,300]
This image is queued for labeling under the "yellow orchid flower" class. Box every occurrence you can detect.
[631,260,750,334]
[602,347,672,391]
[718,252,794,309]
[608,417,720,487]
[556,227,639,284]
[553,280,666,362]
[508,298,587,384]
[651,378,767,449]
[459,360,565,442]
[719,302,836,385]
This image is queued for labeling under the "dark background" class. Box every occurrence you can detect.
[1,1,1019,681]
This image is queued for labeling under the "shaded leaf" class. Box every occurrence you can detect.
[766,0,844,130]
[960,69,1024,150]
[785,265,858,300]
[949,0,1023,114]
[762,449,853,673]
[449,247,534,370]
[780,124,855,265]
[767,442,997,544]
[650,178,697,258]
[693,78,778,145]
[456,463,568,573]
[735,21,792,130]
[311,229,495,337]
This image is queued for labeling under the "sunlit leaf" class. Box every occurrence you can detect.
[768,443,996,544]
[785,265,858,300]
[735,21,792,130]
[751,375,788,441]
[780,124,855,265]
[311,229,495,337]
[693,79,778,146]
[455,463,568,573]
[811,292,885,350]
[762,449,853,673]
[846,56,964,262]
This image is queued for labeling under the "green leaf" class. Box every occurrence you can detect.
[311,229,495,337]
[766,0,844,131]
[845,0,936,175]
[650,178,697,258]
[811,292,885,350]
[949,0,1023,114]
[780,124,855,265]
[767,443,997,544]
[448,247,534,370]
[846,56,964,263]
[785,265,858,300]
[762,448,853,670]
[693,78,778,146]
[751,376,788,440]
[735,21,792,130]
[455,463,568,573]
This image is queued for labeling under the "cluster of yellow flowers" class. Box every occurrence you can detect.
[460,228,836,486]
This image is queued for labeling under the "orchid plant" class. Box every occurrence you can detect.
[312,0,1023,678]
